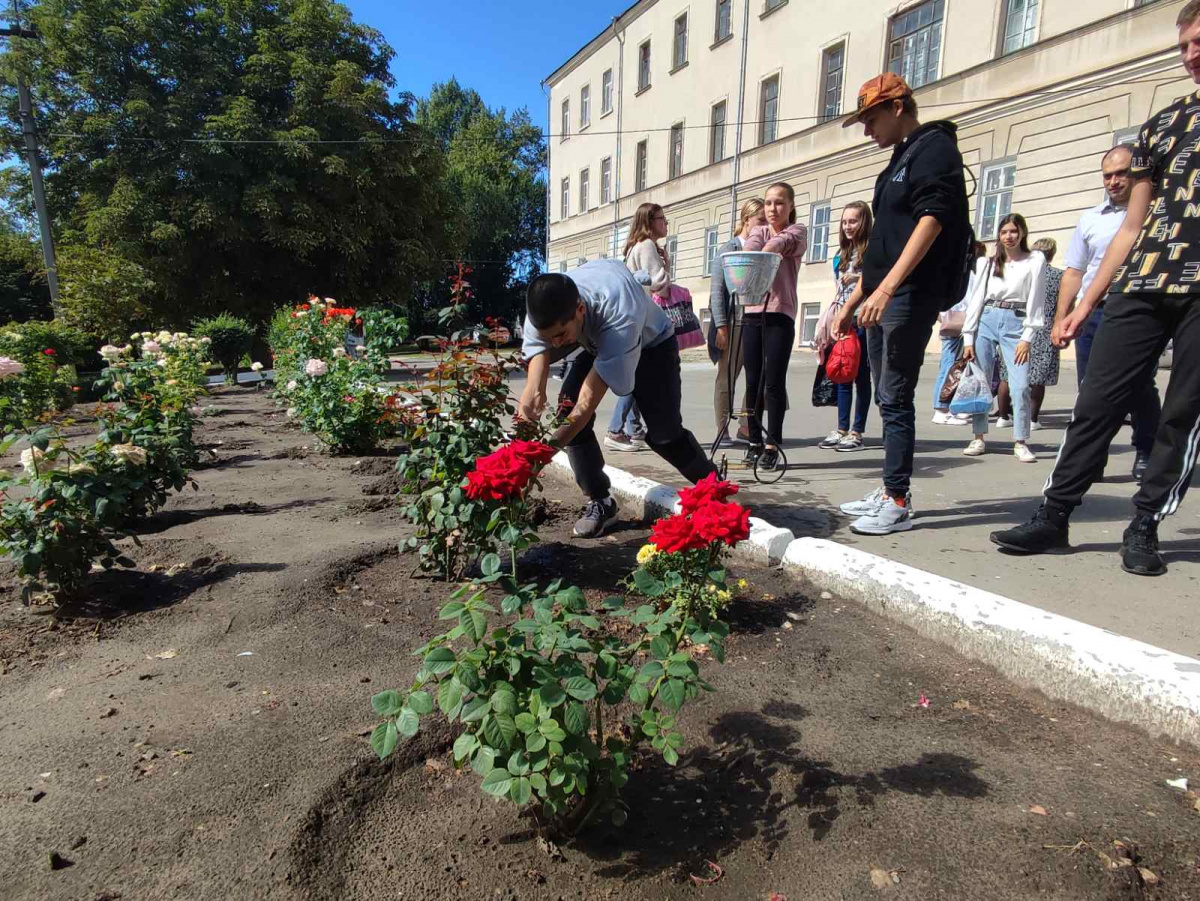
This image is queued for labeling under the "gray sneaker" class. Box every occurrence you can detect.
[840,487,885,516]
[850,495,913,535]
[573,497,619,538]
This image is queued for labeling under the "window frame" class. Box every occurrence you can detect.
[799,302,822,347]
[560,98,570,142]
[975,158,1017,241]
[998,0,1040,56]
[886,0,945,90]
[672,12,689,71]
[635,139,649,193]
[560,176,570,220]
[818,42,846,125]
[763,0,788,16]
[759,74,780,146]
[600,156,612,205]
[669,122,685,180]
[704,226,720,277]
[710,100,727,164]
[714,0,732,44]
[579,84,591,129]
[808,201,832,264]
[637,40,652,93]
[664,235,678,267]
[601,69,614,116]
[579,167,590,213]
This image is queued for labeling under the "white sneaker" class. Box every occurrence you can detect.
[1014,443,1037,463]
[840,487,884,516]
[1030,420,1044,431]
[931,412,953,425]
[963,438,986,457]
[819,429,846,449]
[995,416,1013,429]
[850,496,914,535]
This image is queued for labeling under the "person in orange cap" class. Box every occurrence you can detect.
[832,72,972,535]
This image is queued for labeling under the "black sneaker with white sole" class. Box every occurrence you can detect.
[990,504,1070,554]
[757,447,782,473]
[573,497,619,539]
[1121,515,1166,576]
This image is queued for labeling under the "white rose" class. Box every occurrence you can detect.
[200,337,212,345]
[332,347,347,359]
[286,407,298,419]
[20,447,48,473]
[286,380,298,391]
[304,358,328,377]
[251,362,264,372]
[99,344,123,361]
[157,359,168,368]
[142,340,161,355]
[110,443,148,466]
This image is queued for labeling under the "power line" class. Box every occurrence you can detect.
[39,73,1188,147]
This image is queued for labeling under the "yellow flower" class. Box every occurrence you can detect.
[636,544,657,565]
[737,578,748,590]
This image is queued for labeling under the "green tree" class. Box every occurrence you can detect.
[416,79,545,328]
[0,217,51,324]
[0,0,449,329]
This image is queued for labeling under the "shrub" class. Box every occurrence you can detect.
[57,243,153,340]
[370,481,750,833]
[359,306,409,361]
[193,313,254,383]
[0,328,78,429]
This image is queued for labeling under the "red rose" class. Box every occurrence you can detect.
[649,513,707,553]
[678,472,739,514]
[42,348,56,356]
[508,439,556,466]
[464,446,534,501]
[343,394,356,403]
[692,501,751,547]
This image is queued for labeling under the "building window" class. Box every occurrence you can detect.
[638,41,651,92]
[715,0,732,42]
[600,157,612,205]
[669,123,684,179]
[665,235,678,265]
[1113,126,1139,147]
[710,101,727,164]
[765,0,787,12]
[602,69,613,115]
[704,226,720,276]
[673,13,689,69]
[808,202,831,263]
[580,85,590,128]
[887,0,944,89]
[580,168,589,212]
[635,140,648,192]
[560,99,570,141]
[560,177,570,219]
[977,160,1016,240]
[558,261,567,273]
[800,303,821,346]
[759,76,780,145]
[819,43,845,124]
[1000,0,1038,55]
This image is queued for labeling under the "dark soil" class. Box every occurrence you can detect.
[2,390,1199,901]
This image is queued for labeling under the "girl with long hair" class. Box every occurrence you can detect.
[961,213,1046,462]
[708,197,767,445]
[741,182,808,472]
[817,201,874,451]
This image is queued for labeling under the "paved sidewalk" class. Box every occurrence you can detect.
[553,351,1198,659]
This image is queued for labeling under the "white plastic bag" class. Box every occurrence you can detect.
[949,360,993,417]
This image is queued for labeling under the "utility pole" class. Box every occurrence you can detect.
[3,13,62,315]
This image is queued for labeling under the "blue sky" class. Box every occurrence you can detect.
[345,1,619,130]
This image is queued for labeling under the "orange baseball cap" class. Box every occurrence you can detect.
[842,72,913,128]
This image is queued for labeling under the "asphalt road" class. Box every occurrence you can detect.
[568,349,1198,660]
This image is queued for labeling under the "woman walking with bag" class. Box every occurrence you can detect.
[741,183,808,472]
[961,214,1046,462]
[817,201,873,452]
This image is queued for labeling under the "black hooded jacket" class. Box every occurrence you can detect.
[862,120,970,301]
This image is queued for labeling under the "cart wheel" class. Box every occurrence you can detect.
[753,447,787,484]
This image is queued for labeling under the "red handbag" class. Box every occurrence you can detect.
[825,329,862,385]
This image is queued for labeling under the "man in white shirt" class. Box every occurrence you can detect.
[1052,144,1161,481]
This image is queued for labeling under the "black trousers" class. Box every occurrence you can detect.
[864,289,943,498]
[743,312,795,446]
[1045,292,1200,521]
[558,337,717,500]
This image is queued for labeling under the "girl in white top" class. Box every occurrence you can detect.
[962,213,1046,463]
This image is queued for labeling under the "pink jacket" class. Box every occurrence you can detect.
[743,223,808,319]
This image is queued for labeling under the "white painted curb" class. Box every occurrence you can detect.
[548,453,1200,746]
[782,537,1200,747]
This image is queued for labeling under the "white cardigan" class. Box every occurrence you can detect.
[962,251,1047,346]
[624,238,672,296]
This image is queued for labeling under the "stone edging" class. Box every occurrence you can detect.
[550,453,1200,747]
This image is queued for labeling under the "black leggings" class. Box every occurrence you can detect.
[742,312,795,447]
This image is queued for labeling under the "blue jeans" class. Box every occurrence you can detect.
[970,307,1031,441]
[607,395,642,436]
[933,334,963,410]
[836,326,872,433]
[1076,306,1160,454]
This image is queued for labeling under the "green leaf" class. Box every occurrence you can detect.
[666,731,684,749]
[537,683,566,707]
[563,702,590,736]
[471,745,496,776]
[438,601,465,620]
[481,553,501,576]
[563,676,597,701]
[501,594,523,615]
[408,690,434,715]
[370,721,399,759]
[658,679,686,713]
[663,744,680,766]
[602,596,624,610]
[481,768,512,797]
[492,713,518,748]
[371,690,404,717]
[633,568,665,598]
[461,696,489,722]
[508,750,532,776]
[491,689,517,716]
[397,706,420,737]
[460,608,487,641]
[628,683,650,706]
[650,636,672,660]
[526,733,547,753]
[514,712,538,734]
[667,659,696,678]
[510,776,532,806]
[639,661,664,680]
[437,680,463,716]
[548,768,566,787]
[425,647,456,675]
[530,772,547,794]
[453,732,478,762]
[708,568,727,583]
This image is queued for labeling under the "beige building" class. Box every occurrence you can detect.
[543,0,1192,350]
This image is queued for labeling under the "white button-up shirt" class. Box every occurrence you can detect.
[1063,199,1127,301]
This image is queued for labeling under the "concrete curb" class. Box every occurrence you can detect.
[549,453,1200,746]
